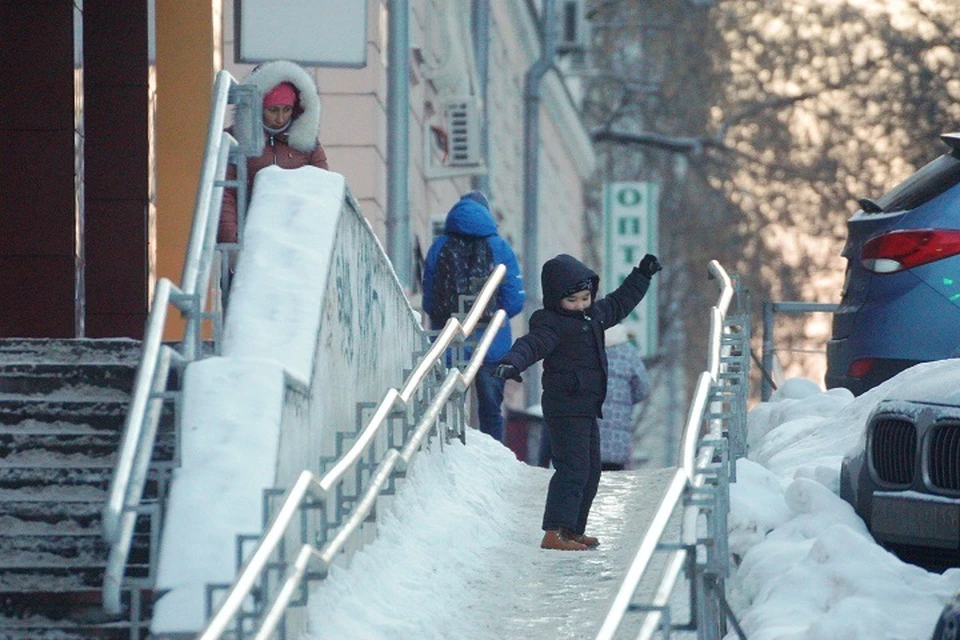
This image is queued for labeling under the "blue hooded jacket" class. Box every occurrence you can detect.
[422,196,525,363]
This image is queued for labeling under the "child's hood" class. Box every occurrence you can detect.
[541,254,599,311]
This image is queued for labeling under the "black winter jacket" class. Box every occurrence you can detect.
[499,254,650,418]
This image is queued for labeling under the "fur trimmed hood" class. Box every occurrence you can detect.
[246,60,321,153]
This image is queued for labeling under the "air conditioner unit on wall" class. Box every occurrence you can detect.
[444,99,482,167]
[424,97,486,180]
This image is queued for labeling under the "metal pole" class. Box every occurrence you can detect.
[761,301,838,401]
[761,301,774,401]
[523,0,556,312]
[387,0,411,289]
[523,0,556,403]
[665,323,681,467]
[472,0,491,196]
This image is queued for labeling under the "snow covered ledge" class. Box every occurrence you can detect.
[151,167,425,635]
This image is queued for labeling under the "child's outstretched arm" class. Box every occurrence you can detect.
[595,254,662,327]
[494,310,561,375]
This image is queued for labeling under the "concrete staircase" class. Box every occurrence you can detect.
[0,338,175,639]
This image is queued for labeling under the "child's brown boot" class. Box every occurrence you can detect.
[541,529,588,551]
[565,530,600,548]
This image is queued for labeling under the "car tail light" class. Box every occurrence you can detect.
[861,229,960,274]
[848,358,876,378]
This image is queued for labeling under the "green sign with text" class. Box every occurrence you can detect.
[604,182,659,356]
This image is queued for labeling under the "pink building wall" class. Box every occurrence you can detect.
[221,0,596,302]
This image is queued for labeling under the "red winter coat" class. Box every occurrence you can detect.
[217,60,329,244]
[217,131,329,243]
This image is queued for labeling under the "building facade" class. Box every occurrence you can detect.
[0,0,595,339]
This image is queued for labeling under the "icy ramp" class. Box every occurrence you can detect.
[497,462,679,639]
[306,432,679,639]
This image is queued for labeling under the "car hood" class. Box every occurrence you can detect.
[844,359,960,458]
[871,358,960,407]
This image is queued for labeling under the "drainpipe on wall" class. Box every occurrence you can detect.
[387,0,411,289]
[523,0,556,402]
[472,0,491,197]
[523,0,556,312]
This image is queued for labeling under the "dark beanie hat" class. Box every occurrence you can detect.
[461,190,490,210]
[562,278,594,298]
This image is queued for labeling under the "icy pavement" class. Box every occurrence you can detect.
[307,431,680,639]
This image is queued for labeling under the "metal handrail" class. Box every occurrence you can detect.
[197,266,508,639]
[710,260,734,317]
[596,259,742,640]
[632,439,719,640]
[101,70,249,617]
[595,469,688,640]
[317,265,505,493]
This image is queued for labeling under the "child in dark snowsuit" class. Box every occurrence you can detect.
[493,252,662,550]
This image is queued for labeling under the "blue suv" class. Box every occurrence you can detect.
[826,133,960,395]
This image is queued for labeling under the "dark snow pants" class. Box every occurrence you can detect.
[541,416,601,534]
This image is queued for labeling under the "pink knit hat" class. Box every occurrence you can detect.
[263,82,297,108]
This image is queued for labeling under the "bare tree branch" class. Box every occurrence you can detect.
[717,92,819,138]
[592,90,825,155]
[590,128,724,154]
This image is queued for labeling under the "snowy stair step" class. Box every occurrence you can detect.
[0,467,167,502]
[0,338,143,366]
[0,624,140,640]
[0,535,151,567]
[0,399,134,427]
[0,563,149,591]
[0,505,153,540]
[0,431,175,462]
[0,420,127,436]
[0,501,107,535]
[0,401,175,438]
[0,363,138,396]
[0,600,148,640]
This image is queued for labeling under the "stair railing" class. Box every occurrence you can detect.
[595,260,749,640]
[100,69,262,618]
[197,265,507,640]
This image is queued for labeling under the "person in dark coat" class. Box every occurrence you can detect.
[422,191,525,442]
[493,252,662,550]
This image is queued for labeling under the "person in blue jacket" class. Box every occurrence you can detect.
[422,191,526,442]
[493,252,662,550]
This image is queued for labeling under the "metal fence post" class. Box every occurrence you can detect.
[761,302,775,401]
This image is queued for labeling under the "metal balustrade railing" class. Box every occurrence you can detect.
[596,260,749,640]
[196,265,508,640]
[100,69,262,620]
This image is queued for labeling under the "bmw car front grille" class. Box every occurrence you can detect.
[870,418,917,487]
[928,422,960,493]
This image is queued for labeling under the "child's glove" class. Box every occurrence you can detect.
[492,363,523,382]
[638,254,663,278]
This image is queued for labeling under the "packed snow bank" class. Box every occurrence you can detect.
[728,367,960,640]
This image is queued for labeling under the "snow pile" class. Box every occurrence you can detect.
[728,374,960,640]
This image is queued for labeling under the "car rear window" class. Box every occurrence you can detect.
[872,152,960,213]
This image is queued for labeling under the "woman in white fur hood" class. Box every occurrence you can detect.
[218,59,329,245]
